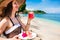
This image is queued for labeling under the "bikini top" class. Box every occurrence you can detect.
[5,16,21,35]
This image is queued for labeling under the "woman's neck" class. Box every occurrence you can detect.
[11,10,16,18]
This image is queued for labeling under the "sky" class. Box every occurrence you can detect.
[26,0,60,13]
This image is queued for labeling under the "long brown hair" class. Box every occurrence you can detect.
[0,1,13,18]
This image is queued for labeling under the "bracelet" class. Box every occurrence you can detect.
[27,23,30,25]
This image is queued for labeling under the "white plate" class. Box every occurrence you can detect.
[18,32,36,39]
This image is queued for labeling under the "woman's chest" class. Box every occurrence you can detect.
[6,18,20,31]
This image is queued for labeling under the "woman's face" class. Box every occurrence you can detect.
[12,0,19,11]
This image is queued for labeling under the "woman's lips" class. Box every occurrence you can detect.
[15,6,18,8]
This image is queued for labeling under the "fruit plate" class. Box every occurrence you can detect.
[18,32,36,39]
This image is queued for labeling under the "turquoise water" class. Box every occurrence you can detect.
[23,13,60,22]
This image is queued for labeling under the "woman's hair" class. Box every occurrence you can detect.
[0,1,13,18]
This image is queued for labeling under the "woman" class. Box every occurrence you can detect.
[0,0,32,40]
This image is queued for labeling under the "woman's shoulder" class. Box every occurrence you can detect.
[0,17,9,27]
[0,17,9,23]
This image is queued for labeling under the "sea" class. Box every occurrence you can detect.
[20,13,60,24]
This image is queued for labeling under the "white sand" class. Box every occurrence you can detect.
[21,17,60,40]
[1,16,60,40]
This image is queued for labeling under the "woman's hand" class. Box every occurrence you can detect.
[27,12,34,24]
[28,12,34,22]
[25,12,34,31]
[8,35,21,40]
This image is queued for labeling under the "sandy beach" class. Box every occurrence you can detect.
[20,16,60,40]
[1,16,60,40]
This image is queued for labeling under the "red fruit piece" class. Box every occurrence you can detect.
[28,12,34,19]
[22,32,27,38]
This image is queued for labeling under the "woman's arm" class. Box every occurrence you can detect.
[17,16,31,31]
[0,17,8,34]
[24,18,31,31]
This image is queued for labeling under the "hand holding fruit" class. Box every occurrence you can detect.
[28,12,34,21]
